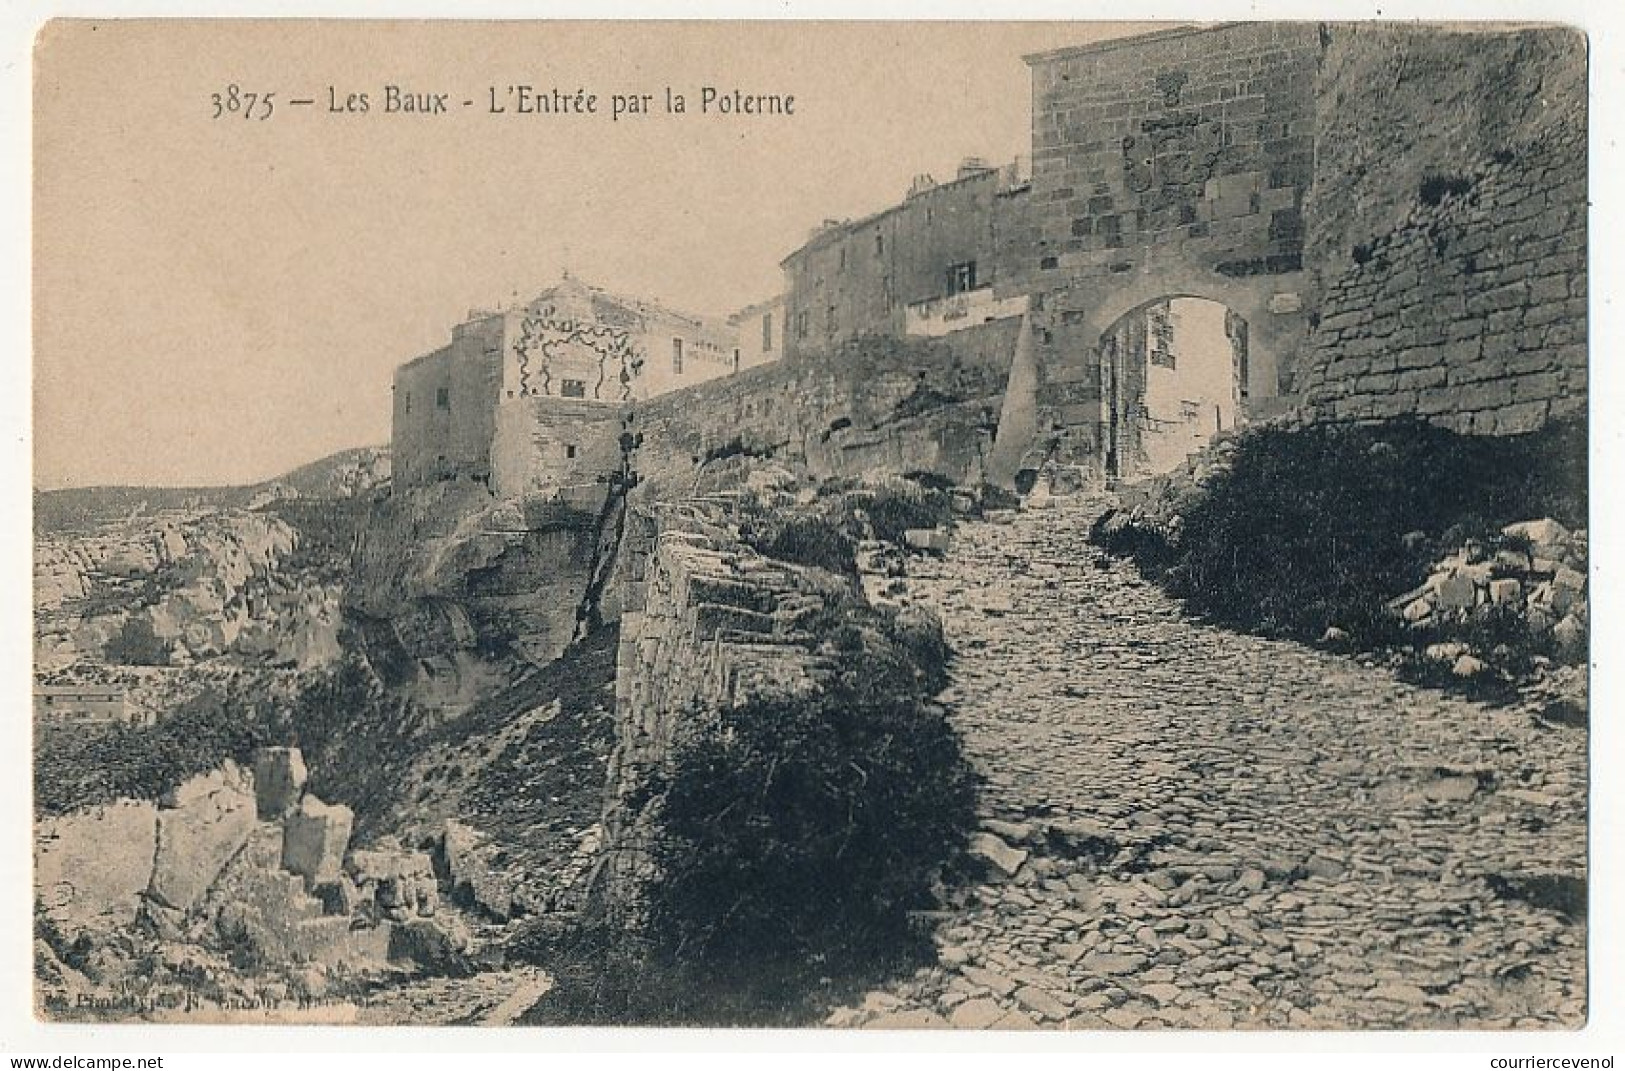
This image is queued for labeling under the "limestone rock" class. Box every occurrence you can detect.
[967,832,1027,877]
[1433,572,1476,612]
[252,747,308,820]
[282,796,354,887]
[35,801,159,935]
[904,528,950,554]
[148,770,257,911]
[387,916,472,975]
[1502,518,1570,550]
[949,997,1007,1029]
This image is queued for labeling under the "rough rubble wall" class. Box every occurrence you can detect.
[627,324,1021,494]
[1298,26,1587,431]
[1305,25,1586,286]
[1008,23,1323,477]
[593,496,832,917]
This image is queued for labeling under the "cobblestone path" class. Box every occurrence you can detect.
[841,499,1587,1031]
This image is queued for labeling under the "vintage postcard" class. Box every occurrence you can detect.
[31,19,1588,1031]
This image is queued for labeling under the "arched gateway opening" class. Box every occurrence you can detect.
[1099,296,1249,479]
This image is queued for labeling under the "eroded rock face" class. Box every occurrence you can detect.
[281,797,355,887]
[148,766,257,912]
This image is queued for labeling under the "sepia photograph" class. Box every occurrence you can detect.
[27,16,1592,1037]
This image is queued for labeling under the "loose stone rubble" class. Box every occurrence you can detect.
[840,497,1586,1030]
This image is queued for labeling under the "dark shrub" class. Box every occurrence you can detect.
[103,615,170,667]
[858,482,955,545]
[747,515,858,576]
[1094,415,1586,650]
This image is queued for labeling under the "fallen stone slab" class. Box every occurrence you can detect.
[36,800,159,935]
[967,832,1027,877]
[949,997,1007,1029]
[282,796,354,887]
[148,771,257,911]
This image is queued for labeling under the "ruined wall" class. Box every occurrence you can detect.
[594,497,833,915]
[627,324,1021,494]
[1003,22,1322,477]
[392,317,503,489]
[783,167,1032,359]
[1297,25,1587,431]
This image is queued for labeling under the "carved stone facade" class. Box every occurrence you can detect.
[392,277,742,495]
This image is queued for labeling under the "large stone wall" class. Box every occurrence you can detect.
[1297,26,1587,431]
[627,324,1021,494]
[998,23,1323,478]
[491,396,627,499]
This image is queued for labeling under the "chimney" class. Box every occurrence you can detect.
[957,156,993,180]
[905,173,938,199]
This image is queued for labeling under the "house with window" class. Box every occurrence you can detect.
[727,295,786,371]
[779,157,1032,359]
[392,275,741,494]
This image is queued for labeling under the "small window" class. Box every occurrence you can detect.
[732,348,741,372]
[436,386,450,410]
[404,392,412,414]
[561,378,587,398]
[761,312,773,353]
[947,261,978,295]
[673,337,684,374]
[566,444,578,459]
[875,232,884,256]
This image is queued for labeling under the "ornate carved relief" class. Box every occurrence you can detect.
[513,305,639,402]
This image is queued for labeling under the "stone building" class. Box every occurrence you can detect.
[392,276,745,495]
[34,684,146,726]
[781,158,1034,359]
[727,295,786,371]
[780,25,1326,482]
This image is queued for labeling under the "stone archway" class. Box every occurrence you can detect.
[1098,296,1249,479]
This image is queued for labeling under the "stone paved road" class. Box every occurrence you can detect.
[842,498,1587,1031]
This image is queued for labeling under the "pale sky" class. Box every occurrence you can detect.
[33,19,1151,489]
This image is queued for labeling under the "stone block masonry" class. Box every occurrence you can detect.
[592,496,836,916]
[1003,23,1323,477]
[1298,26,1587,433]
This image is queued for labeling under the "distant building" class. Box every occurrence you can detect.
[727,296,785,371]
[34,685,147,726]
[780,157,1033,359]
[392,276,744,495]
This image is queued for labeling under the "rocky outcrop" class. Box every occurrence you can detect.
[35,747,485,1021]
[34,509,342,673]
[35,801,160,936]
[347,479,617,694]
[148,765,258,912]
[593,493,850,917]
